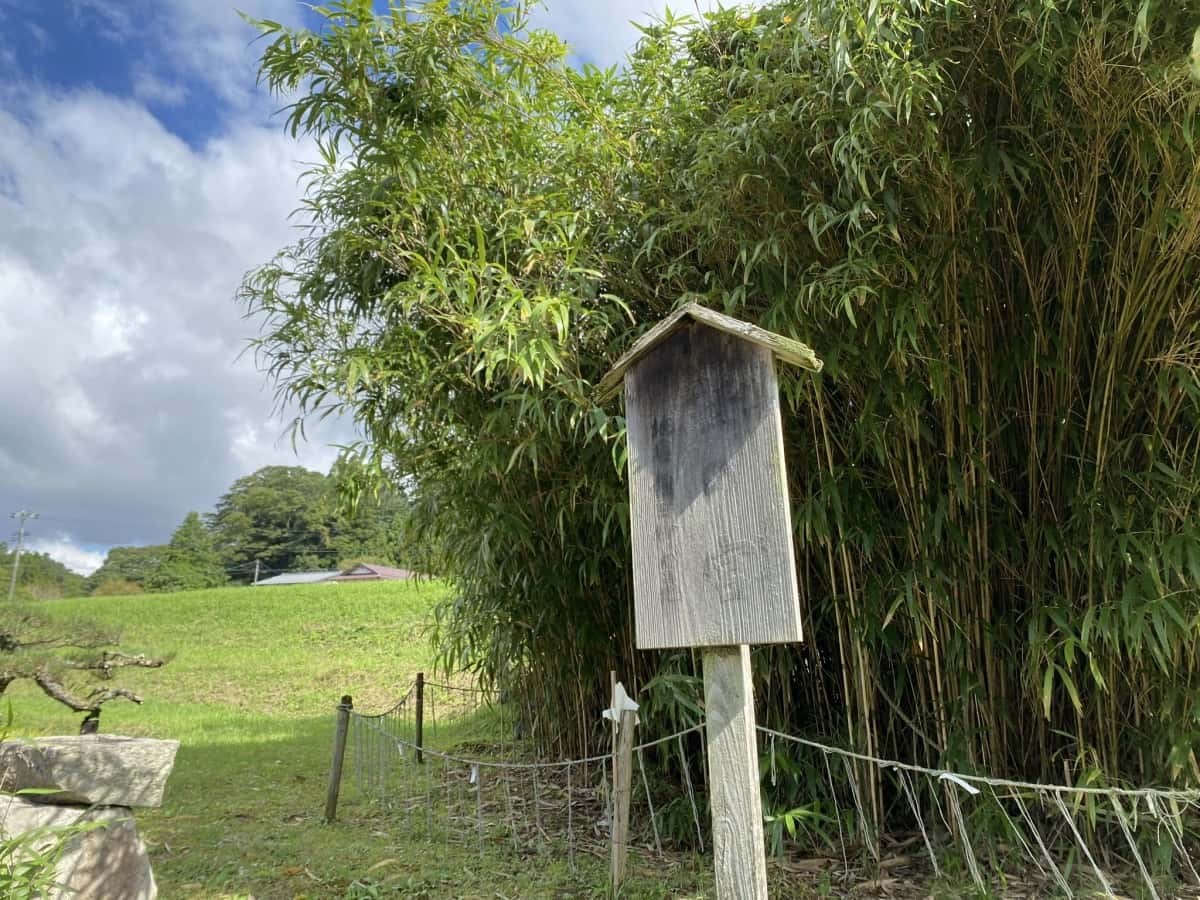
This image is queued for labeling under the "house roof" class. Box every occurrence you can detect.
[256,571,340,586]
[596,303,823,401]
[331,563,416,581]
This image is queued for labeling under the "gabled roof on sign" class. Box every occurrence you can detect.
[596,302,823,401]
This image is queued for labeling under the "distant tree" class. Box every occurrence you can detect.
[0,545,86,599]
[325,456,414,566]
[203,463,413,579]
[143,512,228,593]
[90,578,145,597]
[208,466,333,577]
[85,546,166,594]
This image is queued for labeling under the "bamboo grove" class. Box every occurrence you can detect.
[243,0,1200,816]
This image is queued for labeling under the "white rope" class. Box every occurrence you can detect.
[841,754,879,862]
[355,715,703,773]
[821,749,850,879]
[1013,790,1073,897]
[638,748,663,858]
[1111,793,1160,900]
[1052,791,1115,897]
[353,686,414,721]
[347,698,1198,896]
[898,768,940,876]
[986,784,1044,882]
[947,782,984,890]
[1156,796,1200,885]
[756,726,1200,801]
[678,733,705,854]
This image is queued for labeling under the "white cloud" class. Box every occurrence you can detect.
[0,1,720,552]
[528,0,727,66]
[132,68,188,107]
[0,85,351,546]
[69,0,136,42]
[27,535,107,576]
[90,302,149,358]
[148,0,306,113]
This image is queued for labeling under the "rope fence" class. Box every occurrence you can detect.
[329,676,1200,897]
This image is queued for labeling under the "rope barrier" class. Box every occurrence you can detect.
[353,713,703,772]
[351,685,415,719]
[338,676,1200,897]
[757,725,1200,802]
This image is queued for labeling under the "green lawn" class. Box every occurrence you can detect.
[5,582,710,899]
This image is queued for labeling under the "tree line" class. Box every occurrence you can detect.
[4,462,413,600]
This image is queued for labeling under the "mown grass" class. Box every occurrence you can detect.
[5,581,710,898]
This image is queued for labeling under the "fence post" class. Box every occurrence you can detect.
[610,703,636,896]
[415,672,425,764]
[324,694,353,823]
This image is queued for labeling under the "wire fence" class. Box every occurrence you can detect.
[348,678,706,871]
[339,677,1200,897]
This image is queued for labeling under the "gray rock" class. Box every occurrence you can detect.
[0,741,62,797]
[0,796,157,899]
[0,735,179,808]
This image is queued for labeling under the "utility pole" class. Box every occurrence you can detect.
[253,559,260,586]
[7,510,38,602]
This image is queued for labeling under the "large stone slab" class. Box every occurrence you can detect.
[0,796,157,899]
[0,741,59,796]
[0,735,179,808]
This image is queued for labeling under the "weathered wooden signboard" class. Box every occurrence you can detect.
[599,302,823,900]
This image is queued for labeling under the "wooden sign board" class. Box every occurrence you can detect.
[600,304,822,650]
[601,303,822,900]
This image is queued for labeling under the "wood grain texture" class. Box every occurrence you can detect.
[597,302,822,401]
[626,323,802,649]
[609,707,637,894]
[324,696,353,822]
[703,645,768,900]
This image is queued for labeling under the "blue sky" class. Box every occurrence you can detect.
[0,0,719,574]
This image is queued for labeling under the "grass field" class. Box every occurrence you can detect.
[5,581,710,898]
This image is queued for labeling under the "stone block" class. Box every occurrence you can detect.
[0,796,157,899]
[0,736,179,808]
[0,741,59,796]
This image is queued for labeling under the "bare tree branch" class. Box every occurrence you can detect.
[63,652,166,678]
[32,670,99,713]
[87,687,144,706]
[30,671,149,712]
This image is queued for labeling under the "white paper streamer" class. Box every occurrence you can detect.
[602,681,640,733]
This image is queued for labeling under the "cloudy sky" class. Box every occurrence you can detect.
[0,1,718,575]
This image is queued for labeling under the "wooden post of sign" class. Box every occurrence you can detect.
[704,646,768,899]
[610,704,637,896]
[324,694,353,822]
[599,303,824,900]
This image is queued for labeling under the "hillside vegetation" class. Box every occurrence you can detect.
[5,581,695,898]
[7,581,439,896]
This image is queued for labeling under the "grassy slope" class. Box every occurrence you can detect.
[6,582,708,899]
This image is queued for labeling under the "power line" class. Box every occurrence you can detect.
[7,509,38,602]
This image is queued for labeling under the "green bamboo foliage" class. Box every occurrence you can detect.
[243,0,1200,814]
[636,0,1200,793]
